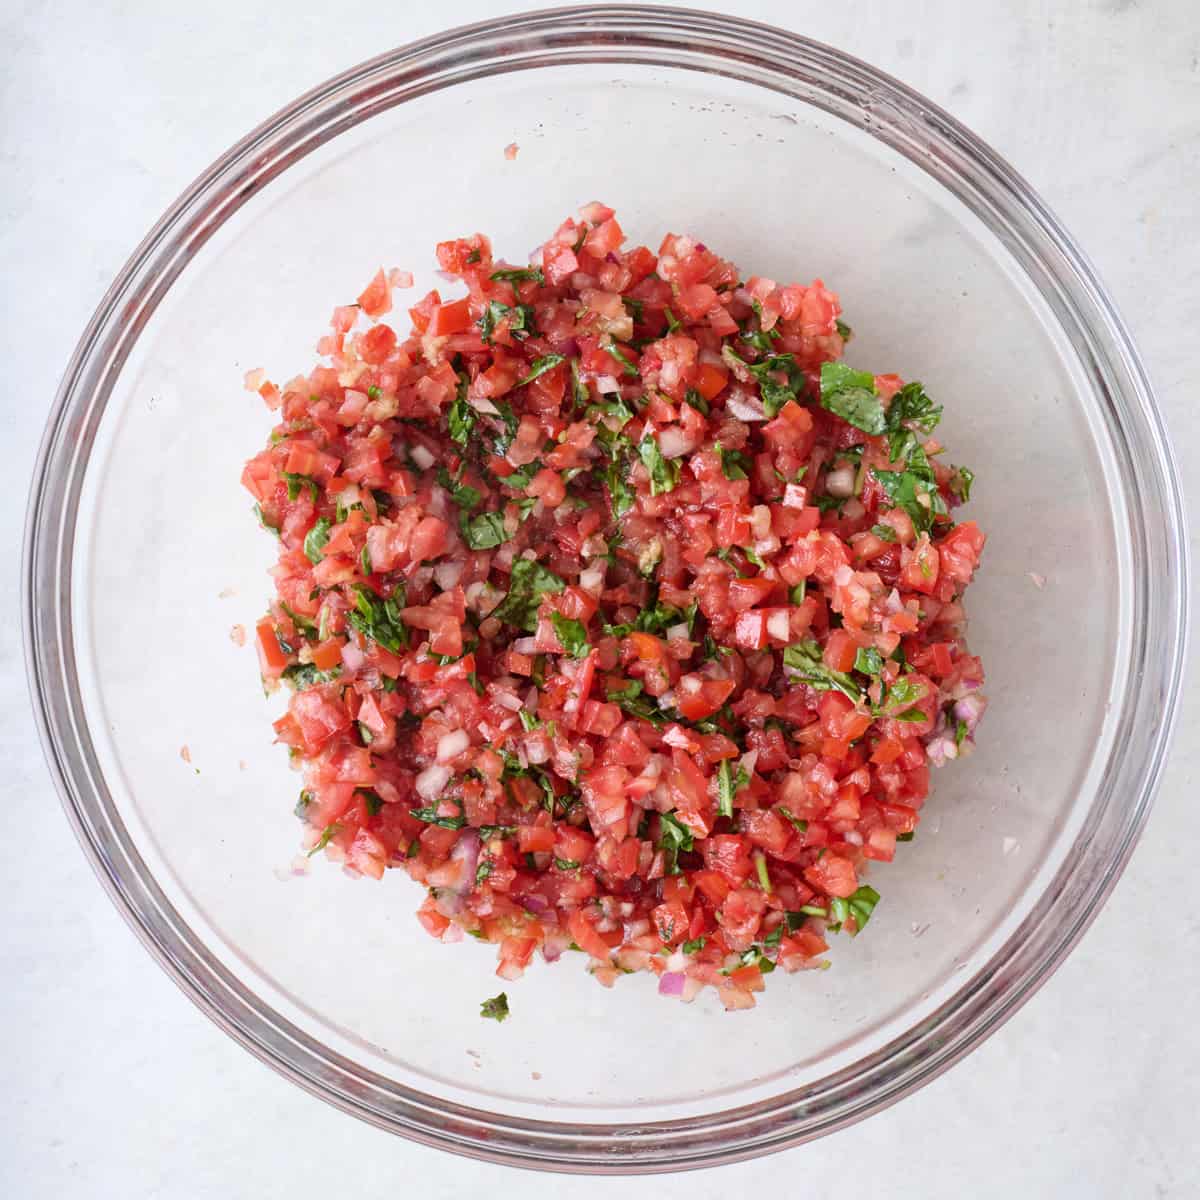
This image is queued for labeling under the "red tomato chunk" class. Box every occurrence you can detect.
[244,205,988,1012]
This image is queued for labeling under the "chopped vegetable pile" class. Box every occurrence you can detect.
[242,203,987,1011]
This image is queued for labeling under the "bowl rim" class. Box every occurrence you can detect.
[22,3,1189,1173]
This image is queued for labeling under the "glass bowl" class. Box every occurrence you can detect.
[23,4,1187,1173]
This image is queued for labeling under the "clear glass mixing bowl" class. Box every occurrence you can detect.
[23,5,1187,1173]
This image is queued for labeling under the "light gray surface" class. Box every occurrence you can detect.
[1,1,1196,1196]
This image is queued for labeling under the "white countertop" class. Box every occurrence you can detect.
[2,2,1197,1196]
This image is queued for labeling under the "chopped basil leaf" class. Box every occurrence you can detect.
[790,580,807,605]
[854,646,884,676]
[764,924,784,946]
[637,432,680,495]
[281,662,342,690]
[872,466,945,533]
[893,706,926,722]
[461,509,510,550]
[282,472,320,502]
[718,445,751,481]
[490,559,566,632]
[814,494,846,514]
[479,824,517,841]
[554,856,581,871]
[949,465,975,502]
[954,717,969,747]
[448,374,475,445]
[845,885,880,934]
[777,807,808,834]
[681,936,707,955]
[475,859,493,884]
[478,299,536,344]
[409,803,466,830]
[480,992,510,1022]
[725,348,805,417]
[355,787,383,817]
[664,306,682,333]
[883,676,925,708]
[754,853,772,891]
[717,758,749,818]
[307,823,342,856]
[550,612,590,658]
[294,790,313,819]
[500,460,541,490]
[515,354,566,387]
[835,318,853,341]
[870,523,898,542]
[887,381,942,436]
[436,466,483,511]
[897,831,915,842]
[782,640,862,701]
[604,599,697,640]
[346,584,409,652]
[490,266,544,284]
[603,457,636,517]
[518,709,541,731]
[606,678,665,726]
[603,341,640,377]
[658,811,694,874]
[303,517,331,565]
[683,387,709,416]
[254,503,281,538]
[819,361,885,435]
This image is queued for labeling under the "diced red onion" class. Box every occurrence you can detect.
[409,444,436,471]
[657,426,691,459]
[954,692,988,731]
[667,622,690,641]
[494,691,523,712]
[658,972,686,997]
[434,560,463,590]
[825,464,856,498]
[436,730,470,763]
[511,636,538,654]
[449,829,480,893]
[595,374,622,394]
[416,763,452,799]
[525,735,551,765]
[727,393,766,421]
[468,394,500,416]
[579,565,605,592]
[767,610,790,642]
[783,482,808,509]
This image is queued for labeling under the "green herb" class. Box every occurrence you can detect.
[554,857,581,871]
[465,248,482,264]
[814,494,846,515]
[307,823,342,856]
[893,707,926,722]
[725,945,775,975]
[490,266,544,284]
[480,992,510,1022]
[798,904,827,917]
[550,613,590,658]
[490,559,566,632]
[717,759,749,819]
[436,466,482,511]
[683,387,709,416]
[479,824,517,841]
[777,807,808,834]
[478,299,536,344]
[838,885,880,935]
[281,662,342,690]
[518,709,541,732]
[887,381,942,436]
[955,717,969,747]
[294,790,313,819]
[603,341,640,377]
[282,472,320,502]
[254,503,280,538]
[681,936,707,955]
[279,603,318,638]
[500,460,541,491]
[835,318,853,341]
[819,361,886,435]
[782,640,862,701]
[718,445,751,481]
[854,646,884,676]
[356,788,383,817]
[475,860,493,884]
[448,374,475,446]
[754,852,772,891]
[568,357,589,409]
[347,584,409,652]
[637,432,680,496]
[605,678,666,726]
[303,517,331,565]
[604,598,697,640]
[949,465,975,502]
[764,923,784,946]
[882,676,925,709]
[897,831,915,842]
[515,354,566,388]
[873,466,946,533]
[870,523,898,542]
[461,509,510,550]
[664,306,682,333]
[602,457,636,518]
[725,348,805,417]
[409,803,466,830]
[790,581,808,606]
[658,811,694,874]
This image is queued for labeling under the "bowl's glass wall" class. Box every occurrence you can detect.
[75,63,1122,1122]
